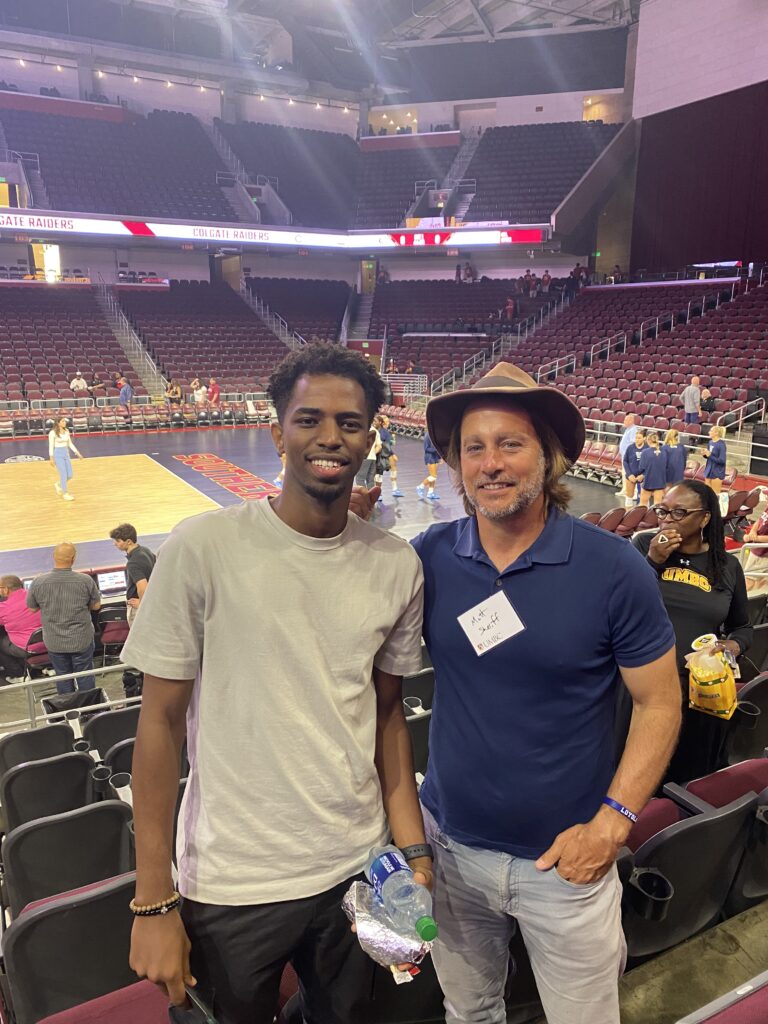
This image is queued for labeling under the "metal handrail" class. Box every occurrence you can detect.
[536,353,577,383]
[0,662,137,731]
[716,398,766,434]
[240,281,306,350]
[414,179,437,197]
[381,373,429,396]
[589,331,627,364]
[639,311,676,341]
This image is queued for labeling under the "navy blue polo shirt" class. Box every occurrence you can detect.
[412,510,675,859]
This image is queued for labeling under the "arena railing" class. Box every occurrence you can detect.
[536,352,577,383]
[0,664,138,733]
[589,331,627,364]
[716,398,766,436]
[382,373,429,397]
[29,397,94,410]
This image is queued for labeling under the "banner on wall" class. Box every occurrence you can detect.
[0,211,548,250]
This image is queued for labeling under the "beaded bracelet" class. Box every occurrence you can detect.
[130,891,181,917]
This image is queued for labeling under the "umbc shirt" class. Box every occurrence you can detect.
[412,510,675,859]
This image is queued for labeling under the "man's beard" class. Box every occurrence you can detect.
[464,451,546,521]
[302,480,347,506]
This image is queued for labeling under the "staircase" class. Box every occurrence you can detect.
[94,284,166,399]
[442,131,481,188]
[347,293,375,341]
[451,190,474,223]
[205,121,292,225]
[238,281,305,350]
[24,162,50,210]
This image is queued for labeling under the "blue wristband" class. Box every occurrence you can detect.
[602,797,638,824]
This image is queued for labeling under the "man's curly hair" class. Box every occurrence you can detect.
[268,343,386,425]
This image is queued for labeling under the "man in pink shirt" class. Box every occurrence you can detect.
[0,575,43,683]
[207,377,221,406]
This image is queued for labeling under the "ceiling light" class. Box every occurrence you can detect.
[18,59,25,67]
[96,69,104,78]
[56,65,63,72]
[315,102,321,110]
[259,94,265,101]
[343,106,349,113]
[382,113,387,120]
[288,98,295,105]
[166,80,173,88]
[199,85,205,92]
[406,111,411,117]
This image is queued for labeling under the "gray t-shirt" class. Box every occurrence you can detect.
[27,569,100,653]
[681,385,701,414]
[121,497,424,905]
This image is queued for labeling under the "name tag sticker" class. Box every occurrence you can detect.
[457,589,525,657]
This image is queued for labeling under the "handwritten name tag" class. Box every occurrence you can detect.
[457,590,525,657]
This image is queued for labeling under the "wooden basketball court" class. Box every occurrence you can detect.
[0,454,219,551]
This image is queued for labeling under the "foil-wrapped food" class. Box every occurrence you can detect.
[342,880,433,984]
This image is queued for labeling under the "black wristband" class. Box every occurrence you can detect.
[400,843,433,862]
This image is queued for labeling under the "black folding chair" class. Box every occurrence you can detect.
[82,705,141,760]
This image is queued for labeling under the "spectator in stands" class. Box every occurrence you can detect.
[530,271,539,296]
[638,431,667,507]
[385,358,399,374]
[48,416,83,501]
[663,428,687,485]
[191,377,207,405]
[122,344,428,1019]
[118,377,134,409]
[523,269,533,295]
[69,371,88,394]
[377,267,390,285]
[617,413,639,497]
[541,270,552,294]
[742,501,768,593]
[612,265,624,284]
[109,524,156,628]
[565,270,580,298]
[165,380,182,406]
[404,360,416,374]
[207,377,221,407]
[0,575,43,684]
[514,276,525,295]
[111,371,123,389]
[632,480,750,783]
[27,543,101,695]
[680,375,702,425]
[463,261,477,284]
[622,428,647,507]
[502,296,517,322]
[417,432,442,502]
[87,374,105,395]
[700,388,717,414]
[414,362,679,1024]
[355,418,382,490]
[455,263,462,283]
[701,426,727,493]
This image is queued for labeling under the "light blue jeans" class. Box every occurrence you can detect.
[423,805,626,1024]
[54,450,72,492]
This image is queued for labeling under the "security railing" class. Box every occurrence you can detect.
[536,353,577,383]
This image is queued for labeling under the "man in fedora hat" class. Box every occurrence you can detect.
[410,363,681,1024]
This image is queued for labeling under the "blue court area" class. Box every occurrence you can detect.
[0,426,618,578]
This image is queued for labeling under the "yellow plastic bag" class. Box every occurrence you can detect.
[685,634,738,720]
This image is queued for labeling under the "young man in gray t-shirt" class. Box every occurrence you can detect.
[124,345,431,1023]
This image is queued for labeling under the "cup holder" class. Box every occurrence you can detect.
[627,866,674,922]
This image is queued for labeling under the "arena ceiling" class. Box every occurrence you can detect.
[170,1,637,48]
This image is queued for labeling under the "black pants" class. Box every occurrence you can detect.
[181,875,373,1024]
[0,632,25,679]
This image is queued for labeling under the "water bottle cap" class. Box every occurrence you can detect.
[416,916,438,942]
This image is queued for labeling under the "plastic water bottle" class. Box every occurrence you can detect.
[365,845,438,942]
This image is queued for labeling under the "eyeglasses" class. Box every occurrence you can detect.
[653,506,707,522]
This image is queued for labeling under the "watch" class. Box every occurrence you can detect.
[400,843,434,862]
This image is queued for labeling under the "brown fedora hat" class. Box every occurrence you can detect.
[426,362,585,466]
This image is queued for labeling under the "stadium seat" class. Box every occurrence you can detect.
[1,873,138,1024]
[82,706,141,760]
[2,801,134,918]
[0,724,76,783]
[0,752,96,833]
